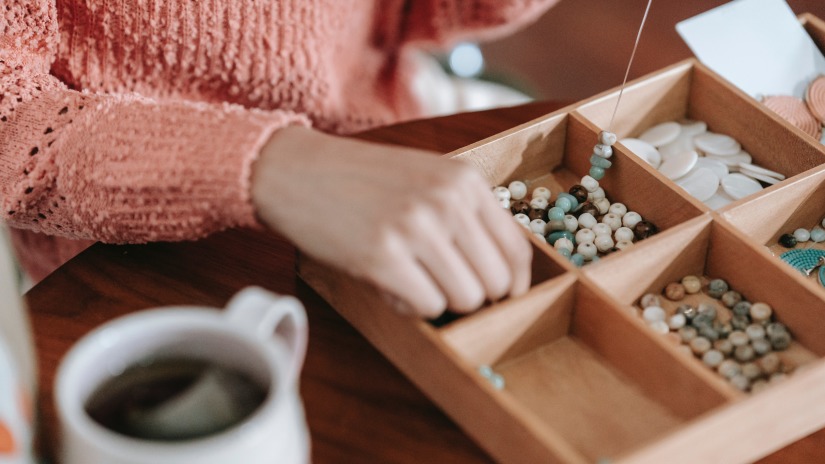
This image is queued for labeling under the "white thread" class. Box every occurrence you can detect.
[608,0,654,133]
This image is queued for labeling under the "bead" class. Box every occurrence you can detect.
[563,215,579,233]
[590,224,609,237]
[602,213,622,231]
[714,339,734,356]
[640,293,661,308]
[528,208,546,221]
[702,349,724,368]
[498,199,511,209]
[558,248,572,258]
[793,228,811,242]
[690,337,712,355]
[510,200,530,215]
[508,181,527,200]
[589,166,606,180]
[513,213,530,227]
[721,291,742,308]
[648,320,670,334]
[614,227,634,243]
[594,198,610,215]
[530,197,549,210]
[679,326,698,343]
[728,331,749,347]
[577,242,598,260]
[745,323,766,340]
[734,345,755,362]
[493,186,511,202]
[556,193,579,211]
[555,196,573,213]
[574,213,595,231]
[642,306,666,323]
[532,187,551,201]
[529,219,547,235]
[707,279,729,299]
[489,373,505,390]
[546,206,566,222]
[811,226,825,243]
[770,331,791,351]
[614,240,634,250]
[607,203,627,217]
[575,228,595,244]
[570,253,585,267]
[691,313,714,329]
[732,301,752,317]
[594,235,614,253]
[668,313,686,330]
[599,130,618,146]
[546,230,575,246]
[665,283,686,301]
[729,374,751,392]
[765,322,788,339]
[588,187,606,201]
[534,233,547,243]
[593,143,613,158]
[590,154,612,169]
[698,325,720,341]
[718,322,733,339]
[632,221,658,240]
[554,237,575,254]
[778,233,797,248]
[759,353,781,375]
[730,314,750,330]
[568,185,589,204]
[581,175,600,192]
[717,359,741,379]
[676,304,697,319]
[681,275,702,294]
[749,302,772,323]
[752,338,772,356]
[622,211,642,229]
[579,203,599,217]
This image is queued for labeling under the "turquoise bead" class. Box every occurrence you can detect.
[570,253,585,267]
[547,230,575,245]
[556,193,579,211]
[555,196,572,213]
[558,248,572,258]
[590,154,612,169]
[589,166,605,180]
[546,206,565,222]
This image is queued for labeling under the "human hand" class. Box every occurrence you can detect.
[251,127,532,318]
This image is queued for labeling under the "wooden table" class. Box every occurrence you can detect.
[26,101,565,463]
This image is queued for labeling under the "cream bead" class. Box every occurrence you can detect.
[513,213,530,228]
[575,228,596,244]
[608,202,627,217]
[594,234,614,252]
[577,242,598,260]
[615,226,634,242]
[599,130,618,146]
[529,219,547,235]
[594,144,613,158]
[592,223,612,237]
[587,187,606,201]
[642,306,666,323]
[508,181,527,200]
[577,213,597,229]
[554,237,574,253]
[614,240,634,250]
[493,186,511,202]
[498,199,510,209]
[532,187,551,201]
[529,197,549,210]
[622,211,642,228]
[581,175,600,192]
[594,198,610,215]
[563,215,579,233]
[533,233,547,243]
[602,213,622,231]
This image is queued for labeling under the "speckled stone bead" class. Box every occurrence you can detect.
[752,338,772,356]
[493,186,511,202]
[563,215,579,233]
[749,302,772,323]
[732,301,752,317]
[697,303,717,320]
[811,226,825,243]
[588,187,606,201]
[608,203,627,217]
[702,349,724,368]
[510,200,530,215]
[599,130,618,146]
[615,227,634,243]
[676,304,697,320]
[594,143,613,158]
[765,322,788,339]
[721,291,742,308]
[668,313,687,330]
[530,219,547,235]
[681,275,702,294]
[707,279,729,299]
[592,223,612,237]
[508,181,528,200]
[547,206,566,222]
[569,185,589,204]
[718,359,742,379]
[734,345,755,362]
[577,242,598,260]
[554,237,574,254]
[746,324,766,340]
[730,374,751,392]
[729,331,749,347]
[622,211,642,229]
[778,233,797,248]
[714,339,734,356]
[528,208,546,221]
[741,362,762,380]
[594,235,614,253]
[718,322,733,339]
[602,213,622,231]
[579,203,599,217]
[690,337,712,355]
[759,353,781,375]
[590,154,612,169]
[679,326,698,343]
[593,198,611,215]
[530,197,549,210]
[731,314,750,331]
[581,175,600,193]
[665,283,686,301]
[770,331,791,351]
[577,213,597,229]
[698,325,720,341]
[513,213,530,228]
[632,221,658,240]
[570,253,585,267]
[640,293,661,308]
[532,187,551,201]
[691,313,714,329]
[793,227,811,243]
[547,230,575,246]
[642,305,666,323]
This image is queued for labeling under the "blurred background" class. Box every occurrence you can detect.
[447,0,825,104]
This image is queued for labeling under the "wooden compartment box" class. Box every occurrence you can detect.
[298,13,825,464]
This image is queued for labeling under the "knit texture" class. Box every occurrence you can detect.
[1,0,556,281]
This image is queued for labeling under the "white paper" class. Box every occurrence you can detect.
[676,0,825,99]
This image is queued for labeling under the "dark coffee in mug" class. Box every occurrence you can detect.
[84,357,269,441]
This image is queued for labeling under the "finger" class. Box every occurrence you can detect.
[453,210,513,302]
[370,249,447,319]
[478,197,533,297]
[415,229,487,314]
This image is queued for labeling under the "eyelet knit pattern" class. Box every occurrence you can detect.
[1,0,557,281]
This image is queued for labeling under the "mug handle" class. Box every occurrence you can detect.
[225,287,308,385]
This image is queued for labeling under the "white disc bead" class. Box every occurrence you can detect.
[602,213,622,231]
[577,213,597,229]
[529,219,547,235]
[615,227,634,243]
[554,237,574,253]
[592,223,612,237]
[575,228,596,244]
[581,175,600,192]
[577,242,598,260]
[508,181,527,200]
[608,202,627,217]
[513,213,530,227]
[529,197,549,210]
[622,211,642,228]
[594,235,615,252]
[532,187,551,201]
[563,215,579,233]
[493,186,510,202]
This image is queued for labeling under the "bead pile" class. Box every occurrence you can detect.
[777,216,825,248]
[493,132,659,267]
[638,276,796,393]
[619,120,785,209]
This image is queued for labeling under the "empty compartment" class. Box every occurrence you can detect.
[438,275,730,463]
[451,110,703,267]
[575,60,825,210]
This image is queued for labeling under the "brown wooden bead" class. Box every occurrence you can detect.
[578,202,599,217]
[633,220,658,240]
[664,282,686,301]
[510,200,530,215]
[568,185,589,204]
[528,208,546,221]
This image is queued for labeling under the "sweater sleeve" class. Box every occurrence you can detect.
[0,1,308,244]
[402,0,559,45]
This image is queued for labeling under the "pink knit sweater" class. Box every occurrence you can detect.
[1,0,556,281]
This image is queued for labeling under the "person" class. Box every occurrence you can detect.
[0,0,558,317]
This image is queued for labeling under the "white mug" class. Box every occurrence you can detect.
[55,287,310,464]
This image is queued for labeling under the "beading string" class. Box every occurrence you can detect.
[607,0,654,133]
